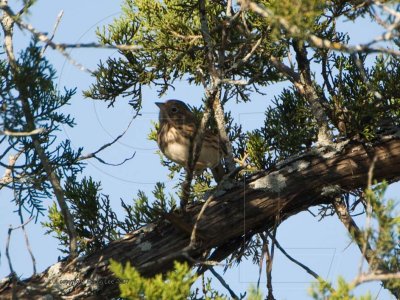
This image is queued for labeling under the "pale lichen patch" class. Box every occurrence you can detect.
[141,223,156,233]
[47,261,63,279]
[321,150,336,159]
[250,172,287,193]
[139,241,152,252]
[321,185,341,196]
[286,160,310,173]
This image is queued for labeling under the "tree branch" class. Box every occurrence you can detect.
[1,132,400,299]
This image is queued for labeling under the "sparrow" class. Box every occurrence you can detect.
[156,100,226,182]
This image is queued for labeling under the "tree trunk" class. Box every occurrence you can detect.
[1,132,400,299]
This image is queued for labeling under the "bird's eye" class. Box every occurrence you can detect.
[171,107,178,113]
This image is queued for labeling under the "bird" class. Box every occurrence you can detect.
[156,100,226,182]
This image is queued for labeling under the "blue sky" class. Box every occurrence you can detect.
[0,1,398,299]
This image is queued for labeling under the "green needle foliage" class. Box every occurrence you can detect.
[42,177,121,255]
[309,182,400,299]
[0,41,82,219]
[110,260,196,300]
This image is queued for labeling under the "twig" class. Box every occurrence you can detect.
[198,1,236,176]
[257,235,266,291]
[5,225,15,275]
[269,55,300,82]
[0,0,16,69]
[41,10,63,55]
[11,162,37,274]
[189,192,215,247]
[179,2,218,207]
[77,111,138,165]
[180,106,212,209]
[226,37,263,72]
[5,217,35,275]
[359,155,378,275]
[352,272,400,286]
[209,267,239,299]
[292,39,332,145]
[18,214,37,274]
[0,151,22,187]
[220,78,250,85]
[331,196,399,297]
[226,0,232,17]
[58,42,142,51]
[213,98,236,173]
[0,3,91,72]
[0,128,45,136]
[242,0,400,57]
[198,0,218,82]
[265,239,274,300]
[0,5,142,72]
[266,232,324,282]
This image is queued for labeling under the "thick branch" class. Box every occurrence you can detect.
[1,132,400,299]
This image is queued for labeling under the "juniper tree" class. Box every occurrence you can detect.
[1,0,400,299]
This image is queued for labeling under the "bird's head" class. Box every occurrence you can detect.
[155,100,194,126]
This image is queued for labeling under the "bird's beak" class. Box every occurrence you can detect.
[155,102,164,108]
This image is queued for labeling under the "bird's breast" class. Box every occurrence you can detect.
[158,125,190,166]
[157,124,222,170]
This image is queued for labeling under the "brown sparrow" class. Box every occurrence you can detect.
[156,100,226,182]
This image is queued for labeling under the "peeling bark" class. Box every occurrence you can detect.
[1,133,400,299]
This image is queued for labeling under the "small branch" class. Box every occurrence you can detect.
[0,3,91,72]
[5,217,35,275]
[5,225,15,275]
[0,0,16,69]
[331,195,399,297]
[352,272,400,286]
[292,40,332,145]
[212,98,236,173]
[189,191,215,247]
[227,37,263,73]
[18,215,36,274]
[269,56,300,82]
[180,106,212,209]
[265,239,275,300]
[256,234,266,291]
[10,157,37,274]
[209,267,239,299]
[180,0,219,208]
[0,128,45,136]
[220,78,250,85]
[226,0,232,17]
[170,31,201,41]
[266,232,324,282]
[198,0,218,82]
[241,0,400,57]
[41,10,63,55]
[0,4,142,73]
[77,112,137,165]
[0,151,22,187]
[359,155,378,274]
[58,42,143,51]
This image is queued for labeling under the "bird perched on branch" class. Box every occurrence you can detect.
[156,100,226,182]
